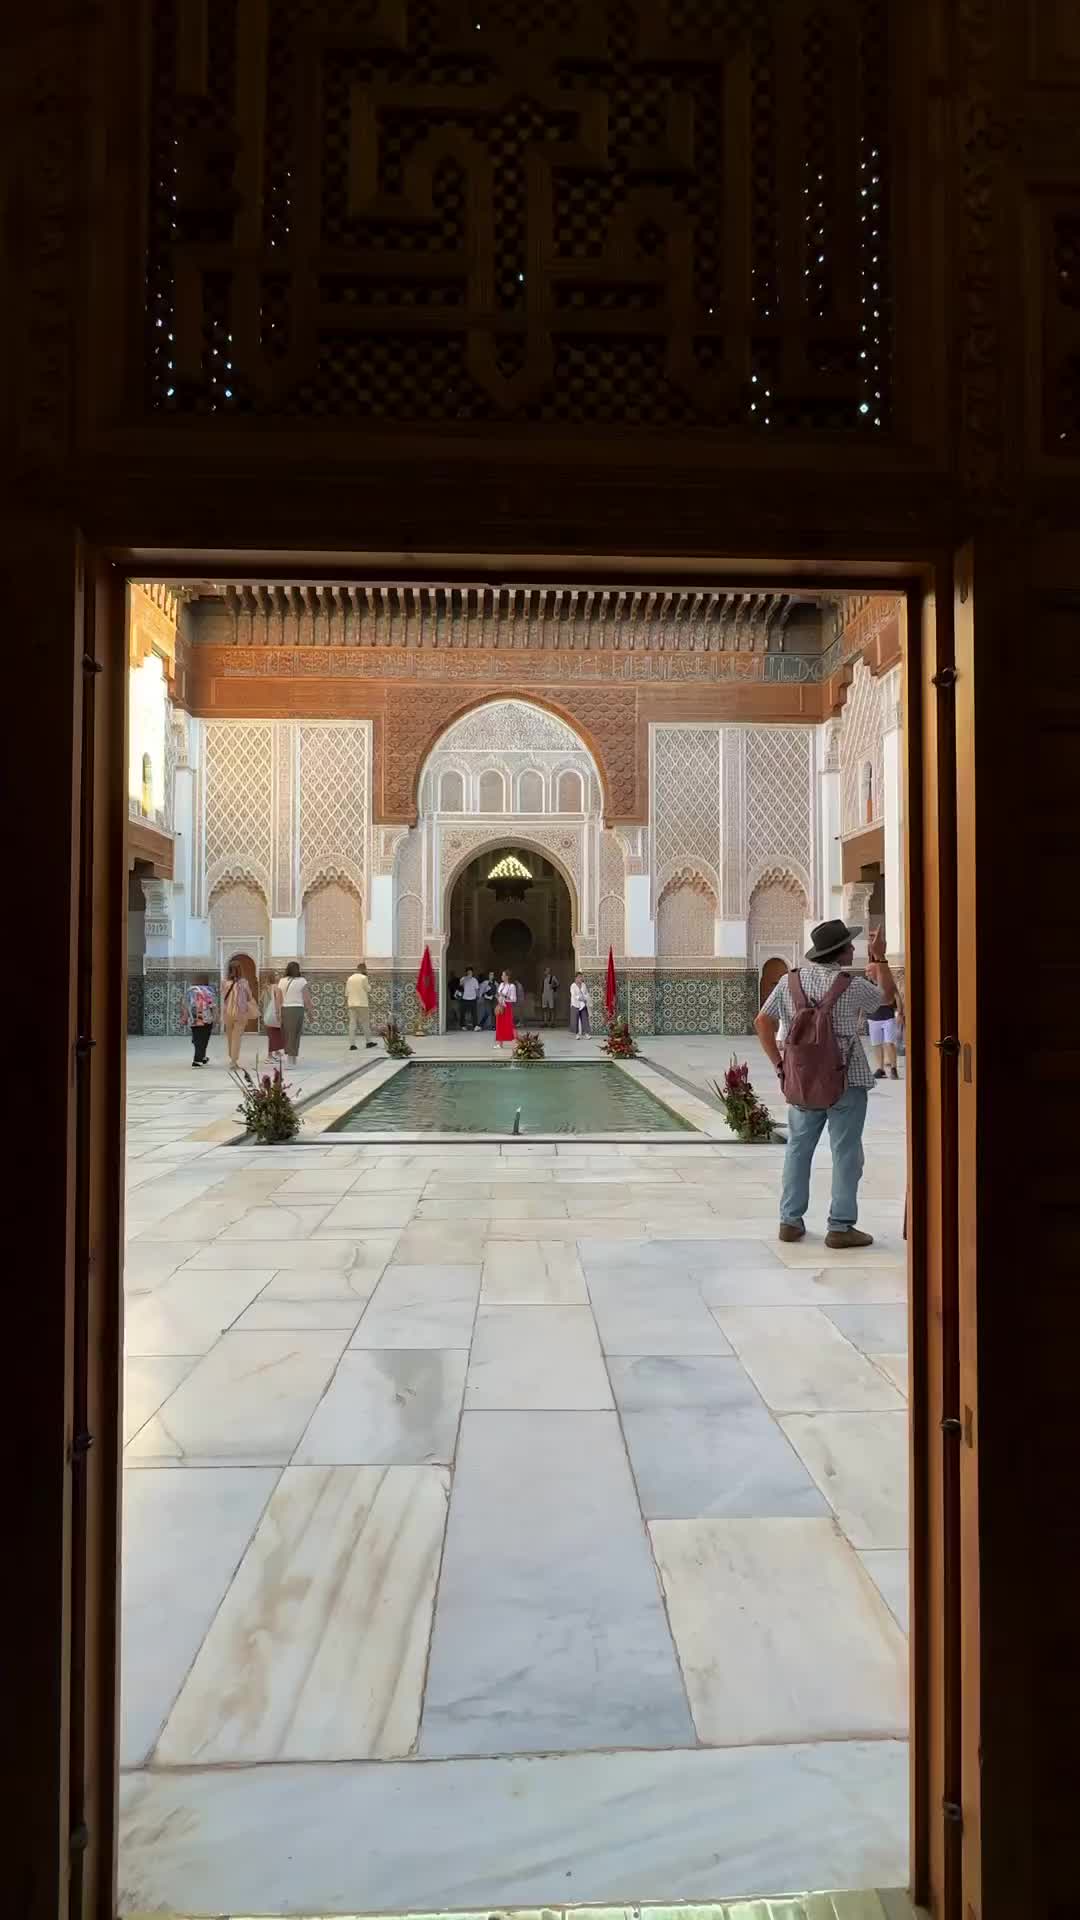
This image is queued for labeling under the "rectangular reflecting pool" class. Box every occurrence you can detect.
[330,1061,694,1134]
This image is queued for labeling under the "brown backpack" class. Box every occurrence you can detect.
[781,969,854,1110]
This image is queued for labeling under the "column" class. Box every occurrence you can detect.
[842,880,875,964]
[882,671,905,963]
[818,718,843,923]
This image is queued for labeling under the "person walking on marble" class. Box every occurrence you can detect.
[754,920,898,1250]
[222,959,253,1068]
[345,960,376,1050]
[180,973,216,1068]
[541,965,559,1027]
[277,960,314,1067]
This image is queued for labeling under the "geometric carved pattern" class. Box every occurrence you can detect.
[437,699,582,754]
[146,5,892,435]
[744,725,813,895]
[303,878,364,961]
[597,827,626,957]
[657,870,718,959]
[298,722,370,900]
[208,881,270,945]
[748,871,807,965]
[203,723,274,899]
[652,726,720,883]
[840,656,885,834]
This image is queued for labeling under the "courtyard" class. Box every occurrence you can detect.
[119,1029,909,1915]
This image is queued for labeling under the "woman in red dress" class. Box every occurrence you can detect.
[494,970,517,1050]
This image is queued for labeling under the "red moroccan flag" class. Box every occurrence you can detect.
[604,946,617,1023]
[416,946,437,1015]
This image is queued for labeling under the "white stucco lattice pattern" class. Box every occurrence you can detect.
[744,727,814,897]
[652,727,721,884]
[840,658,885,834]
[657,871,718,958]
[203,723,274,900]
[438,700,582,754]
[299,723,369,900]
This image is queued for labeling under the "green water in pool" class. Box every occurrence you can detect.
[329,1061,694,1134]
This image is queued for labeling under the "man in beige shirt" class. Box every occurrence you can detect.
[345,961,375,1049]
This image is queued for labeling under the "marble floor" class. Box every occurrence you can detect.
[119,1032,910,1915]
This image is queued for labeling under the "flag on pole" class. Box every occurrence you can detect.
[416,946,437,1015]
[604,946,618,1024]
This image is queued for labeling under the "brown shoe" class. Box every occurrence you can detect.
[824,1227,875,1250]
[778,1222,805,1243]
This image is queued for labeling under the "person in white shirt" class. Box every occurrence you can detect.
[570,973,591,1037]
[459,966,480,1031]
[345,961,375,1049]
[276,961,313,1066]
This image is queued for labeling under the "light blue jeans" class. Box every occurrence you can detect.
[780,1085,869,1231]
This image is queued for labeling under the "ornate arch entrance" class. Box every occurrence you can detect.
[444,841,577,1028]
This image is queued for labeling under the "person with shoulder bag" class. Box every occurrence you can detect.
[754,920,899,1250]
[277,960,314,1066]
[222,959,253,1068]
[261,976,284,1064]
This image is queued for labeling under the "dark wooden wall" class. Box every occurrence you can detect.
[4,4,1080,1917]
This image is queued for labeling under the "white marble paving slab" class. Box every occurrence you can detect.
[294,1349,468,1463]
[650,1517,908,1744]
[121,1466,278,1764]
[420,1411,694,1756]
[581,1236,784,1273]
[118,1738,908,1913]
[480,1239,587,1303]
[272,1168,362,1199]
[129,1195,255,1241]
[587,1279,734,1357]
[773,1235,908,1268]
[780,1411,909,1548]
[122,1355,199,1443]
[826,1303,910,1353]
[184,1234,397,1272]
[487,1189,571,1218]
[216,1202,335,1240]
[698,1262,908,1306]
[394,1222,490,1263]
[872,1353,908,1396]
[123,1328,352,1465]
[230,1297,365,1331]
[859,1549,911,1635]
[415,1194,494,1219]
[715,1307,906,1413]
[486,1216,644,1242]
[123,1241,205,1289]
[316,1193,424,1231]
[123,1269,272,1355]
[154,1465,448,1763]
[465,1306,613,1410]
[352,1263,481,1348]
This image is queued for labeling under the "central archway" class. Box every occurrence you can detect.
[445,843,575,1028]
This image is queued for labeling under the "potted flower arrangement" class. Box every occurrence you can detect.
[601,1016,639,1059]
[712,1057,779,1143]
[513,1030,545,1062]
[383,1018,414,1058]
[232,1064,301,1145]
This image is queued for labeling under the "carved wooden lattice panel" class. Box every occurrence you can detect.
[839,656,884,833]
[203,722,274,896]
[744,724,813,893]
[146,0,892,432]
[653,725,720,884]
[298,721,370,898]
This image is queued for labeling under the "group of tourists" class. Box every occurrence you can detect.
[448,965,595,1043]
[180,958,377,1070]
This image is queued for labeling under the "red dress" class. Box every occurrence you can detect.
[495,989,516,1044]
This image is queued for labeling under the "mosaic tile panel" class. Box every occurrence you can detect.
[655,972,724,1035]
[127,973,145,1035]
[723,970,759,1036]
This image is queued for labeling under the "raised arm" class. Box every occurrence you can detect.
[866,926,897,1005]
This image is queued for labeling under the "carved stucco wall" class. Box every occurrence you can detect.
[652,726,721,904]
[303,879,364,962]
[420,698,601,816]
[748,869,809,972]
[744,725,815,901]
[199,719,372,932]
[840,657,886,833]
[657,870,719,959]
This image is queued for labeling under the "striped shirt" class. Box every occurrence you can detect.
[760,963,882,1092]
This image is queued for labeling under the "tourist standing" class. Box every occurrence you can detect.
[277,960,313,1066]
[180,974,216,1067]
[868,974,903,1080]
[753,921,898,1250]
[541,966,559,1027]
[477,970,496,1031]
[345,960,375,1050]
[261,975,283,1064]
[494,970,517,1049]
[570,972,591,1037]
[459,966,480,1030]
[222,959,253,1067]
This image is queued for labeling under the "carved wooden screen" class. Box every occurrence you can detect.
[146,0,891,433]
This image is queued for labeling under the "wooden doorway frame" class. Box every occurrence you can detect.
[18,538,965,1920]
